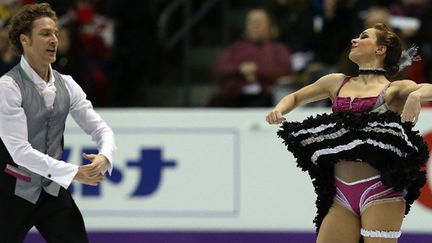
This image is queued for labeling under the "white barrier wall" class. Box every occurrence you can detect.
[64,108,432,232]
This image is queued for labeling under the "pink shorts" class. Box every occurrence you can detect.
[334,175,405,216]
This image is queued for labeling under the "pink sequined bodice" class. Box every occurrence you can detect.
[333,96,379,113]
[332,77,388,113]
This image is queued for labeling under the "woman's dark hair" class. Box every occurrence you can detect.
[373,23,402,77]
[8,3,57,55]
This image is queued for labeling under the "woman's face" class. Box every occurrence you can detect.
[349,28,383,64]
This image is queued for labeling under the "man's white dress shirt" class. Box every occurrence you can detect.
[0,56,116,188]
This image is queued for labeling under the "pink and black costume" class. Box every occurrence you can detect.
[278,76,429,241]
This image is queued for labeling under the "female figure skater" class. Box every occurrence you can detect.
[266,23,431,243]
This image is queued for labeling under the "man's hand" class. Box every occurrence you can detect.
[73,153,110,186]
[82,153,110,177]
[74,166,105,186]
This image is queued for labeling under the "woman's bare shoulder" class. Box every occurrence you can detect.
[313,73,347,99]
[315,73,346,87]
[314,73,347,95]
[388,79,418,96]
[390,79,417,87]
[385,79,420,112]
[318,73,346,81]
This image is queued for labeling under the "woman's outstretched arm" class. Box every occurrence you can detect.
[399,81,432,123]
[266,73,344,124]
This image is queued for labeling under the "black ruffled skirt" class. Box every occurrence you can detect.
[277,111,429,233]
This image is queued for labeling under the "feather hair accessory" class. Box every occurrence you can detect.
[398,44,421,70]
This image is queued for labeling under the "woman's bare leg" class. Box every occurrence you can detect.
[361,200,405,243]
[317,202,361,243]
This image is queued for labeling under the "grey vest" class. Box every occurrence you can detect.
[2,64,70,204]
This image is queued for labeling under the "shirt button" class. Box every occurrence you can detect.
[47,174,52,178]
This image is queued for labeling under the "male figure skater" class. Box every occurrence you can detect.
[0,3,116,242]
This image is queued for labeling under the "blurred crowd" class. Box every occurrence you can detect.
[0,0,431,107]
[210,0,432,107]
[0,0,160,107]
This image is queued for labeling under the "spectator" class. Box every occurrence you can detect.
[209,8,292,107]
[104,0,161,107]
[314,0,368,66]
[52,24,91,96]
[0,22,19,75]
[76,0,113,107]
[364,5,390,28]
[418,5,432,84]
[267,0,317,55]
[389,0,432,84]
[0,0,23,22]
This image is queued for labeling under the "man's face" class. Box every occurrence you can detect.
[246,10,272,42]
[21,16,58,66]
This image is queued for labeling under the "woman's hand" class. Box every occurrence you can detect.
[401,92,421,124]
[266,110,286,124]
